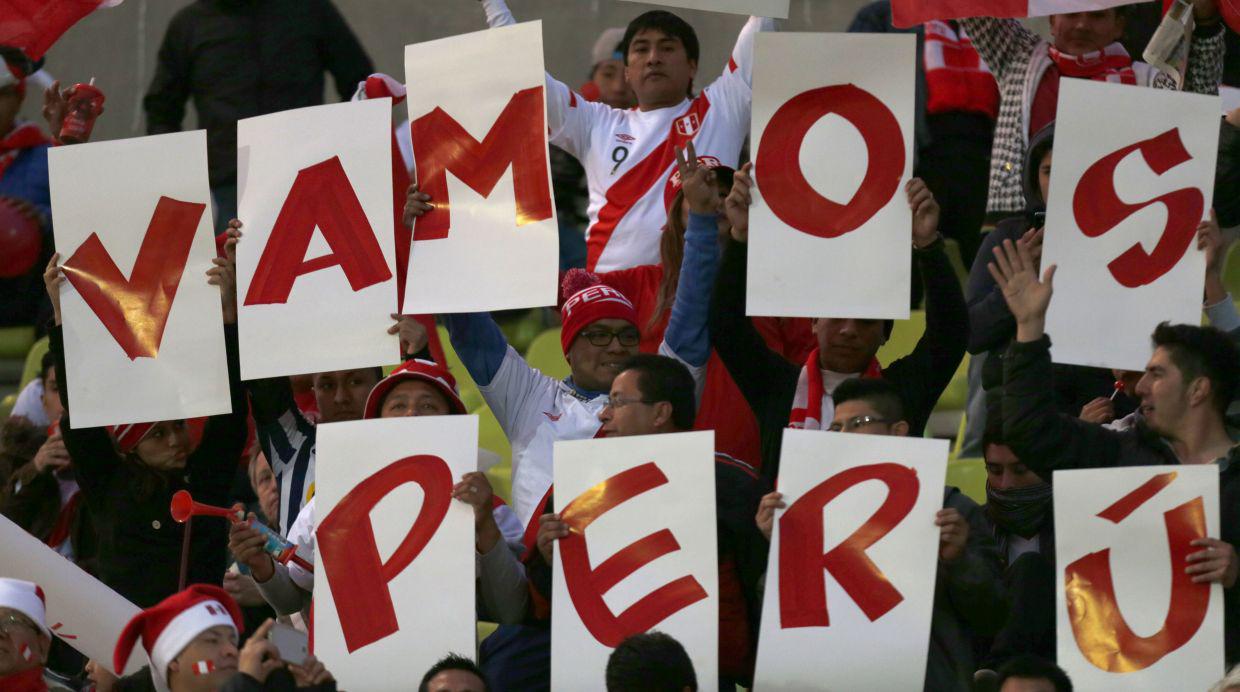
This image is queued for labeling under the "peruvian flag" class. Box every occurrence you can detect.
[192,660,215,676]
[0,0,123,60]
[893,0,1143,28]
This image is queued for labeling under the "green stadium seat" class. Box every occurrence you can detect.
[478,405,513,503]
[436,326,485,413]
[18,336,49,390]
[876,310,925,367]
[0,326,34,359]
[947,458,987,505]
[1225,242,1240,300]
[524,328,570,381]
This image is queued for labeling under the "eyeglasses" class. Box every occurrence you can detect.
[578,329,640,348]
[607,395,654,410]
[0,613,37,638]
[828,415,889,433]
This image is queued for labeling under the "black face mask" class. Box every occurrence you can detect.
[986,482,1053,538]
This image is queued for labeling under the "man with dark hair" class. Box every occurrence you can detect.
[477,0,777,272]
[535,353,767,688]
[606,631,697,692]
[419,654,489,692]
[756,377,1007,690]
[990,238,1240,664]
[960,1,1224,219]
[995,654,1073,692]
[703,168,968,481]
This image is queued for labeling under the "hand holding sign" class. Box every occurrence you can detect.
[206,220,240,325]
[1186,537,1239,586]
[908,178,940,248]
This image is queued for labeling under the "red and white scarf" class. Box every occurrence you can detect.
[1048,42,1137,84]
[0,122,50,179]
[923,21,999,119]
[788,348,884,431]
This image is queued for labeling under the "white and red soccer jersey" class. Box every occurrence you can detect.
[483,0,777,271]
[893,0,1133,27]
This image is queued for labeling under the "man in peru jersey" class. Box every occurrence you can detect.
[477,0,778,271]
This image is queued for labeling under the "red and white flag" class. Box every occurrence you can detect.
[893,0,1137,28]
[192,660,215,676]
[0,0,123,60]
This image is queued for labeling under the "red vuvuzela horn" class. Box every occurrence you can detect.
[170,490,238,523]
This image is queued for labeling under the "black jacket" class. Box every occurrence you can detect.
[51,324,248,607]
[1217,117,1240,229]
[709,237,968,480]
[1003,335,1240,664]
[144,0,373,187]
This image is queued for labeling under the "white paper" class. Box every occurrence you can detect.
[312,416,478,691]
[402,22,558,313]
[236,99,398,380]
[753,430,948,690]
[618,0,789,18]
[1053,466,1223,690]
[49,131,229,427]
[747,33,915,319]
[1042,80,1219,370]
[0,515,143,675]
[551,431,718,691]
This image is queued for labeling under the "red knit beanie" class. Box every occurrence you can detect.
[559,269,638,354]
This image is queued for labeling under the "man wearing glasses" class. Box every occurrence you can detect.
[754,378,1007,691]
[0,578,56,692]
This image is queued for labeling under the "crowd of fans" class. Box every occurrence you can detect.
[1,0,1240,690]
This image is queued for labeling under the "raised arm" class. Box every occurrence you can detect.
[662,144,722,368]
[965,223,1028,354]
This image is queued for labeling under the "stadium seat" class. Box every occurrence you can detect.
[436,326,485,413]
[478,405,513,503]
[0,326,34,360]
[1225,242,1240,299]
[524,328,570,381]
[18,336,48,390]
[876,310,925,367]
[946,457,987,505]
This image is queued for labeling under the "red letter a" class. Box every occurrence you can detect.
[410,86,553,241]
[317,455,452,653]
[244,155,392,306]
[62,196,205,360]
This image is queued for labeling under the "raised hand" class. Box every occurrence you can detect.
[907,178,940,248]
[33,434,70,473]
[988,238,1057,342]
[228,516,275,583]
[674,140,718,217]
[755,491,785,541]
[725,162,753,243]
[387,314,429,355]
[238,619,284,683]
[1079,396,1116,425]
[207,219,241,324]
[537,512,570,564]
[42,81,69,139]
[936,508,968,563]
[403,183,434,227]
[1198,209,1227,305]
[43,253,66,326]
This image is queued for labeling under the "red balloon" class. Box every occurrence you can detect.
[0,198,42,278]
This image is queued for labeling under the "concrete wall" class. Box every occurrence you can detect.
[24,0,873,142]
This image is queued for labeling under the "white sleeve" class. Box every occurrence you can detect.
[479,347,559,448]
[702,16,777,126]
[658,340,707,409]
[480,0,599,157]
[286,498,316,592]
[11,380,49,428]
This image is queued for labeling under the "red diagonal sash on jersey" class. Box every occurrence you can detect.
[585,95,713,271]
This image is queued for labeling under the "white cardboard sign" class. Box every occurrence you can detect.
[312,415,478,690]
[236,99,399,380]
[0,515,143,675]
[551,431,718,691]
[747,33,915,319]
[402,21,559,314]
[1042,79,1219,370]
[753,430,948,690]
[1054,465,1223,691]
[49,130,230,427]
[619,0,789,18]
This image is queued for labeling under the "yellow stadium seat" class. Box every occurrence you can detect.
[478,406,513,503]
[947,457,988,505]
[1224,242,1240,300]
[0,326,34,359]
[524,328,570,381]
[18,336,49,390]
[876,310,925,367]
[437,326,485,413]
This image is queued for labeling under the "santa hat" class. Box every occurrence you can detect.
[352,73,407,105]
[108,422,155,454]
[0,578,49,638]
[364,359,467,419]
[113,585,242,692]
[559,270,639,354]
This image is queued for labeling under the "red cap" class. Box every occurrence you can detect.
[559,269,638,354]
[109,422,155,453]
[364,359,467,419]
[113,585,242,692]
